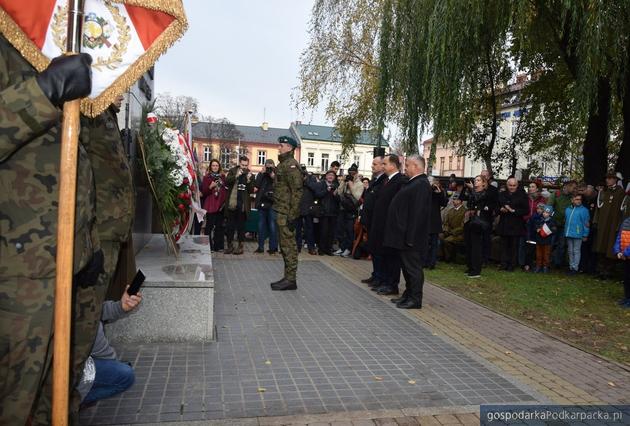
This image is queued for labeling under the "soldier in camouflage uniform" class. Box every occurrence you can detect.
[0,34,106,424]
[271,136,303,291]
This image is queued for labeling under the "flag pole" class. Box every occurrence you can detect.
[53,0,85,424]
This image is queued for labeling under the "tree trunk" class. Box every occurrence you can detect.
[582,78,611,185]
[615,80,630,181]
[484,44,498,177]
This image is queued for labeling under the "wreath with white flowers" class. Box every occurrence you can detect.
[138,106,197,249]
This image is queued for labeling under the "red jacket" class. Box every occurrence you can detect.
[525,195,547,222]
[201,173,227,214]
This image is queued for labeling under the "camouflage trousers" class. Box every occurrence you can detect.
[277,213,298,281]
[0,240,120,425]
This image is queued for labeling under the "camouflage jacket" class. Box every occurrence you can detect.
[80,106,134,242]
[0,35,97,278]
[273,150,303,219]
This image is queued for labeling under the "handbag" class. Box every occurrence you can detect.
[308,199,324,217]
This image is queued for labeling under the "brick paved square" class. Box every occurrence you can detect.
[79,259,540,424]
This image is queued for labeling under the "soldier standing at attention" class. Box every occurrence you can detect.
[0,35,100,424]
[270,136,303,290]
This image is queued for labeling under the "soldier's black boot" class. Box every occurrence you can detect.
[270,277,285,286]
[271,279,297,291]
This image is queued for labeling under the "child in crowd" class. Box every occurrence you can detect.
[613,216,630,309]
[564,194,590,274]
[524,203,545,270]
[534,205,557,273]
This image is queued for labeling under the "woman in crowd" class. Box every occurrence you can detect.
[314,170,340,256]
[462,175,497,278]
[201,159,227,252]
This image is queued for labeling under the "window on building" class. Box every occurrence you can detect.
[220,147,231,169]
[439,157,445,173]
[354,155,360,170]
[203,145,211,162]
[321,153,329,172]
[457,156,462,170]
[257,150,266,165]
[307,152,314,166]
[448,156,453,171]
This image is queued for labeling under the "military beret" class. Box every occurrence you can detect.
[278,136,298,148]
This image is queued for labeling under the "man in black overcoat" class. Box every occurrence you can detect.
[368,154,407,295]
[496,177,529,271]
[360,156,387,285]
[384,155,432,309]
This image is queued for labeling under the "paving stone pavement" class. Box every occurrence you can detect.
[324,254,630,406]
[79,257,542,425]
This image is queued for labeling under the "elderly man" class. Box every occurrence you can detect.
[593,171,626,279]
[496,177,529,271]
[384,155,432,309]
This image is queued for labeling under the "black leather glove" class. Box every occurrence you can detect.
[36,53,93,107]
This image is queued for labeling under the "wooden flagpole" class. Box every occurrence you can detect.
[52,1,85,424]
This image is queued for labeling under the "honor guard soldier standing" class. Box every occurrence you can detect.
[0,35,101,424]
[271,136,303,290]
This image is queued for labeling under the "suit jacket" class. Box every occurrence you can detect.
[368,172,407,255]
[384,174,432,253]
[360,173,386,229]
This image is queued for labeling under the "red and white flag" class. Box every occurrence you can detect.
[0,0,187,116]
[538,223,553,238]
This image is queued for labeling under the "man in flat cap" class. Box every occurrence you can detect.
[271,136,303,290]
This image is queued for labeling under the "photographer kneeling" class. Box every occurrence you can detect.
[77,286,142,405]
[254,159,278,254]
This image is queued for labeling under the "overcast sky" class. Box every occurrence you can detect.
[154,0,328,129]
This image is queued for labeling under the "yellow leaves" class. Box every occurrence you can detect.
[607,382,616,387]
[264,360,272,365]
[408,380,416,384]
[257,387,267,392]
[373,376,384,381]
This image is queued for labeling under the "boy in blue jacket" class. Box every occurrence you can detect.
[564,194,590,274]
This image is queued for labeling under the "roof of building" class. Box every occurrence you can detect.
[193,122,295,145]
[293,123,388,147]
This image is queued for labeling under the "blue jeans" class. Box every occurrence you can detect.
[257,209,278,251]
[552,227,566,267]
[83,358,135,404]
[566,237,582,272]
[296,215,315,250]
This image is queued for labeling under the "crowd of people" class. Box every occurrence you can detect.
[199,154,630,309]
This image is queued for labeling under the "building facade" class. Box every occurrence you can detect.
[192,122,300,174]
[291,123,388,177]
[422,138,465,177]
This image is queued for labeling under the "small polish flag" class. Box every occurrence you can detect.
[539,223,553,238]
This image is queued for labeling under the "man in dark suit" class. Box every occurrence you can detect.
[385,155,432,309]
[368,154,407,295]
[360,156,387,285]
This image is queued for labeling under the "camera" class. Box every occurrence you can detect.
[241,168,250,175]
[345,174,353,182]
[266,166,274,174]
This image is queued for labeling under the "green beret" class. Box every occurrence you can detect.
[278,136,298,148]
